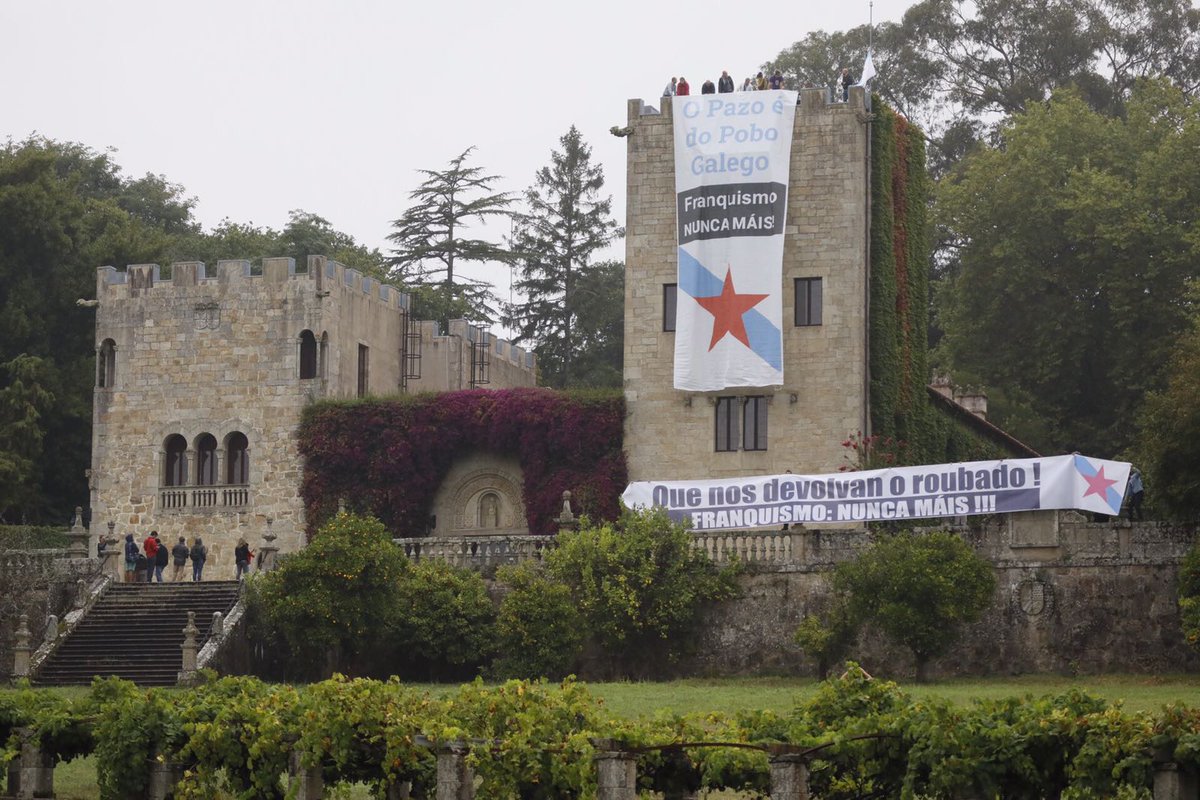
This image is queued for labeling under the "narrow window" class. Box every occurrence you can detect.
[195,434,218,486]
[164,435,188,487]
[715,397,738,452]
[663,283,678,332]
[225,432,249,485]
[357,344,369,397]
[743,396,769,451]
[299,330,318,379]
[794,277,823,326]
[98,339,116,388]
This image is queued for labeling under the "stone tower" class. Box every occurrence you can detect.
[90,256,536,570]
[622,88,872,482]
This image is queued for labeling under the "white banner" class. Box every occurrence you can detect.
[622,455,1132,531]
[672,91,798,391]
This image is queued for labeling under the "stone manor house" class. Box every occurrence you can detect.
[89,257,536,570]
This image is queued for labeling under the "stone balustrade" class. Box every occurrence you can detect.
[393,535,555,569]
[0,548,71,574]
[692,529,796,566]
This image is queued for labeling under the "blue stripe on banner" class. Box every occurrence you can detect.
[678,249,724,298]
[743,309,782,370]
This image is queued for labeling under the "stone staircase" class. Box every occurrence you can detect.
[35,581,241,686]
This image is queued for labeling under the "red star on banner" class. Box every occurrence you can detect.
[1081,465,1118,499]
[694,269,769,350]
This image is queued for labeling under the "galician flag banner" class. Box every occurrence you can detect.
[622,454,1132,531]
[672,91,798,390]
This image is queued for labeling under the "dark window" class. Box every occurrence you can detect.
[663,284,678,332]
[794,277,823,326]
[225,432,249,485]
[299,330,318,379]
[195,434,218,486]
[98,339,116,388]
[715,397,738,452]
[743,396,769,451]
[319,332,328,378]
[357,344,369,397]
[164,435,188,487]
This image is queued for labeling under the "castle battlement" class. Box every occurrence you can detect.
[96,255,413,315]
[629,85,869,124]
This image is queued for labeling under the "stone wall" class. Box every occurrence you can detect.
[0,555,102,681]
[689,518,1200,678]
[622,88,871,483]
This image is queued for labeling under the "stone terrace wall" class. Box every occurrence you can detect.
[689,516,1200,678]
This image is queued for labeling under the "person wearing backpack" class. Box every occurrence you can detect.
[190,537,208,582]
[234,538,253,580]
[171,536,190,581]
[142,532,159,582]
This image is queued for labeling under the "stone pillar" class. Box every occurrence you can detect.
[288,750,325,799]
[178,611,199,685]
[42,615,59,647]
[769,754,809,800]
[436,742,475,800]
[1153,761,1198,800]
[9,727,54,799]
[558,490,577,533]
[12,614,31,679]
[384,781,412,799]
[258,525,280,572]
[592,739,638,800]
[211,611,224,638]
[67,505,89,557]
[101,521,121,578]
[147,759,185,800]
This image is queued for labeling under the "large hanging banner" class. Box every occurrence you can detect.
[622,454,1132,531]
[672,90,798,390]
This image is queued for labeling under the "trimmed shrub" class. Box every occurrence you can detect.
[494,562,585,679]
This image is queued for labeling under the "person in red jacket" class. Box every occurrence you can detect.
[676,77,691,96]
[142,533,159,583]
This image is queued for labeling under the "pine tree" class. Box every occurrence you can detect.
[506,127,620,388]
[386,148,515,326]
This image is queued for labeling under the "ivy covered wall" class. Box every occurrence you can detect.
[298,389,626,537]
[869,102,1031,462]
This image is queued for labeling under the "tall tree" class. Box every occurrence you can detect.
[506,127,620,388]
[935,82,1200,455]
[386,148,515,327]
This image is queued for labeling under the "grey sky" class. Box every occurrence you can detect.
[2,0,911,309]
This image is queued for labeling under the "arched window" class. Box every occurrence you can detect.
[164,435,188,487]
[478,492,501,529]
[299,330,318,379]
[195,433,218,486]
[225,432,249,485]
[98,339,116,388]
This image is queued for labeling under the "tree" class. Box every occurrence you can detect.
[386,148,515,326]
[494,561,585,679]
[935,82,1200,455]
[506,127,620,388]
[833,531,995,681]
[1132,287,1200,517]
[0,355,55,521]
[546,508,739,677]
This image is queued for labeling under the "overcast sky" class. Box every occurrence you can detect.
[3,0,912,312]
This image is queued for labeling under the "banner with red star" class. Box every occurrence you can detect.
[622,454,1134,531]
[671,91,798,390]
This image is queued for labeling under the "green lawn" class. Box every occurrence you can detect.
[26,674,1200,799]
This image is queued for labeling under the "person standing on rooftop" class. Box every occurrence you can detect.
[718,70,734,93]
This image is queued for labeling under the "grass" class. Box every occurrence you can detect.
[20,673,1200,799]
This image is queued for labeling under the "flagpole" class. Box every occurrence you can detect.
[869,0,874,49]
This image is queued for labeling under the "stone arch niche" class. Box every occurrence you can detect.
[428,452,526,536]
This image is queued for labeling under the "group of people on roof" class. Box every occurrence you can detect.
[662,67,858,101]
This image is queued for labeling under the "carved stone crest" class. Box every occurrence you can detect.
[193,302,220,330]
[1014,578,1054,617]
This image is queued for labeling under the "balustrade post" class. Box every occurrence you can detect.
[769,753,809,800]
[258,523,280,572]
[1153,760,1199,800]
[66,505,89,558]
[12,614,31,679]
[288,749,325,800]
[178,611,199,685]
[558,490,577,533]
[436,742,475,800]
[101,521,121,578]
[592,739,638,800]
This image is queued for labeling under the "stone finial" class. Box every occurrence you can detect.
[74,578,88,610]
[13,614,32,678]
[338,497,347,515]
[211,611,224,637]
[67,506,89,557]
[43,615,59,646]
[259,519,280,572]
[558,490,576,530]
[179,611,199,684]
